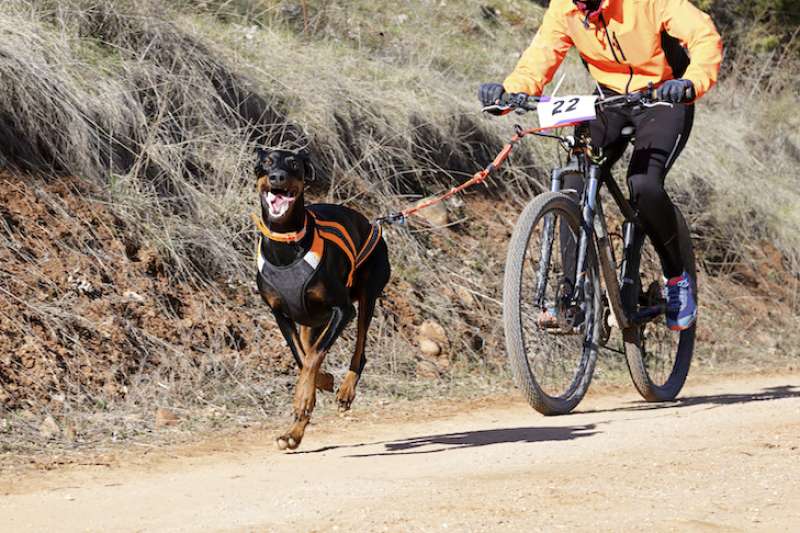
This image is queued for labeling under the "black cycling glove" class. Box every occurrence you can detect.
[657,79,695,103]
[478,83,505,107]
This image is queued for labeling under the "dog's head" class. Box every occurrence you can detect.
[255,148,310,222]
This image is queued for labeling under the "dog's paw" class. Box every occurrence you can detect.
[276,427,305,451]
[336,371,359,413]
[337,399,353,415]
[336,390,355,413]
[315,371,334,393]
[276,434,301,451]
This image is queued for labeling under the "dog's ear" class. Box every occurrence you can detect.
[295,150,315,182]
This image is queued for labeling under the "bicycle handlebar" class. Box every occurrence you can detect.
[481,85,691,117]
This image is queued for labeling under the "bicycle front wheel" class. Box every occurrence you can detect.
[503,192,603,415]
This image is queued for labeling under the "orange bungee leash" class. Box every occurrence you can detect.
[375,122,580,226]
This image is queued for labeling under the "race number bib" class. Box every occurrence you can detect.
[537,95,597,129]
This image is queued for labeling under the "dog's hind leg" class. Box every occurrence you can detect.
[277,306,354,451]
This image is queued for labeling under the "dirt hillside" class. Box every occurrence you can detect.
[0,174,291,411]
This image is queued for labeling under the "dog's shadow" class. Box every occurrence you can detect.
[294,423,599,457]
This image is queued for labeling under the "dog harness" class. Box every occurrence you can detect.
[254,208,383,321]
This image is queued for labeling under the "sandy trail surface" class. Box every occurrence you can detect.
[2,374,799,532]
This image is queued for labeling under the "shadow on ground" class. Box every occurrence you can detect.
[294,424,599,457]
[294,386,799,457]
[579,385,800,415]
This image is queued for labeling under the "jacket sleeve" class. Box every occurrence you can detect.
[658,0,723,99]
[503,6,573,96]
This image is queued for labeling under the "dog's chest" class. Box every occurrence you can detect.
[257,238,346,326]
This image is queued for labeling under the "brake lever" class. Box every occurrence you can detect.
[481,105,515,116]
[641,101,674,109]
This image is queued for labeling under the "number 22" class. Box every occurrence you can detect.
[552,98,579,116]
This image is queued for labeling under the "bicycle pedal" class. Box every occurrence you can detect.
[536,310,561,330]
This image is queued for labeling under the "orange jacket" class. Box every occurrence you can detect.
[503,0,723,99]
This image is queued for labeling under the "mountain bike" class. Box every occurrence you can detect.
[490,90,697,415]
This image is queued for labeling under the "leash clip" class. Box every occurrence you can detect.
[376,212,406,226]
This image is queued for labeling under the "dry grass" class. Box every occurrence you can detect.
[0,0,798,454]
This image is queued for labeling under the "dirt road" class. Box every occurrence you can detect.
[2,375,800,532]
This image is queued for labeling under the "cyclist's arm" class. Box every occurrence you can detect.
[657,0,723,100]
[503,6,574,96]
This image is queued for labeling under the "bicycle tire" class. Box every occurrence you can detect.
[503,192,603,415]
[624,206,696,402]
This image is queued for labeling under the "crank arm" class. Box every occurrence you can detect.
[630,304,667,325]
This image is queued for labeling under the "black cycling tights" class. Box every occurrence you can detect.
[561,99,694,282]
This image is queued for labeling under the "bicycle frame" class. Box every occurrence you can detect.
[535,146,663,333]
[490,89,679,333]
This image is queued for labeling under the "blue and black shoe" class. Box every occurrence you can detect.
[664,271,697,331]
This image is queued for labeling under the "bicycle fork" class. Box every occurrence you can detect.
[535,165,605,324]
[572,166,598,308]
[534,169,563,309]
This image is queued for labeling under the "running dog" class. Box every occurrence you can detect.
[253,148,390,450]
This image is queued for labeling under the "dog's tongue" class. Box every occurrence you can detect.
[267,191,294,216]
[270,193,291,209]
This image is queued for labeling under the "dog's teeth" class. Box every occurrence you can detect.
[267,191,295,218]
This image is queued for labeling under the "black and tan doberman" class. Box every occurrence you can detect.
[254,148,390,450]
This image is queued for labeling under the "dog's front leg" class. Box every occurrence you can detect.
[271,309,305,368]
[277,306,354,451]
[273,310,334,392]
[337,291,376,412]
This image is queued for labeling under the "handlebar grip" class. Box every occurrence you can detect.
[482,94,539,115]
[505,93,540,111]
[648,82,695,103]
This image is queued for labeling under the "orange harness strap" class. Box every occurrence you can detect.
[313,218,358,256]
[309,212,383,288]
[253,211,383,289]
[355,224,382,270]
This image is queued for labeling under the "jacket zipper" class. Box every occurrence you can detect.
[599,13,635,94]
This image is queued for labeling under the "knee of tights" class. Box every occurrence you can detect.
[628,175,669,208]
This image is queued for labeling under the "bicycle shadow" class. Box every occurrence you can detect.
[295,424,599,457]
[578,384,800,415]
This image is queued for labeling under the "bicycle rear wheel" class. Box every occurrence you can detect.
[503,192,603,415]
[623,207,696,401]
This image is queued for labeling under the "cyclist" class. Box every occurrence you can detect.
[479,0,722,331]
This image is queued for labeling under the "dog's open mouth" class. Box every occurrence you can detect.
[265,189,296,218]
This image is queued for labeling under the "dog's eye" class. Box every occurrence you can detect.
[288,159,299,171]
